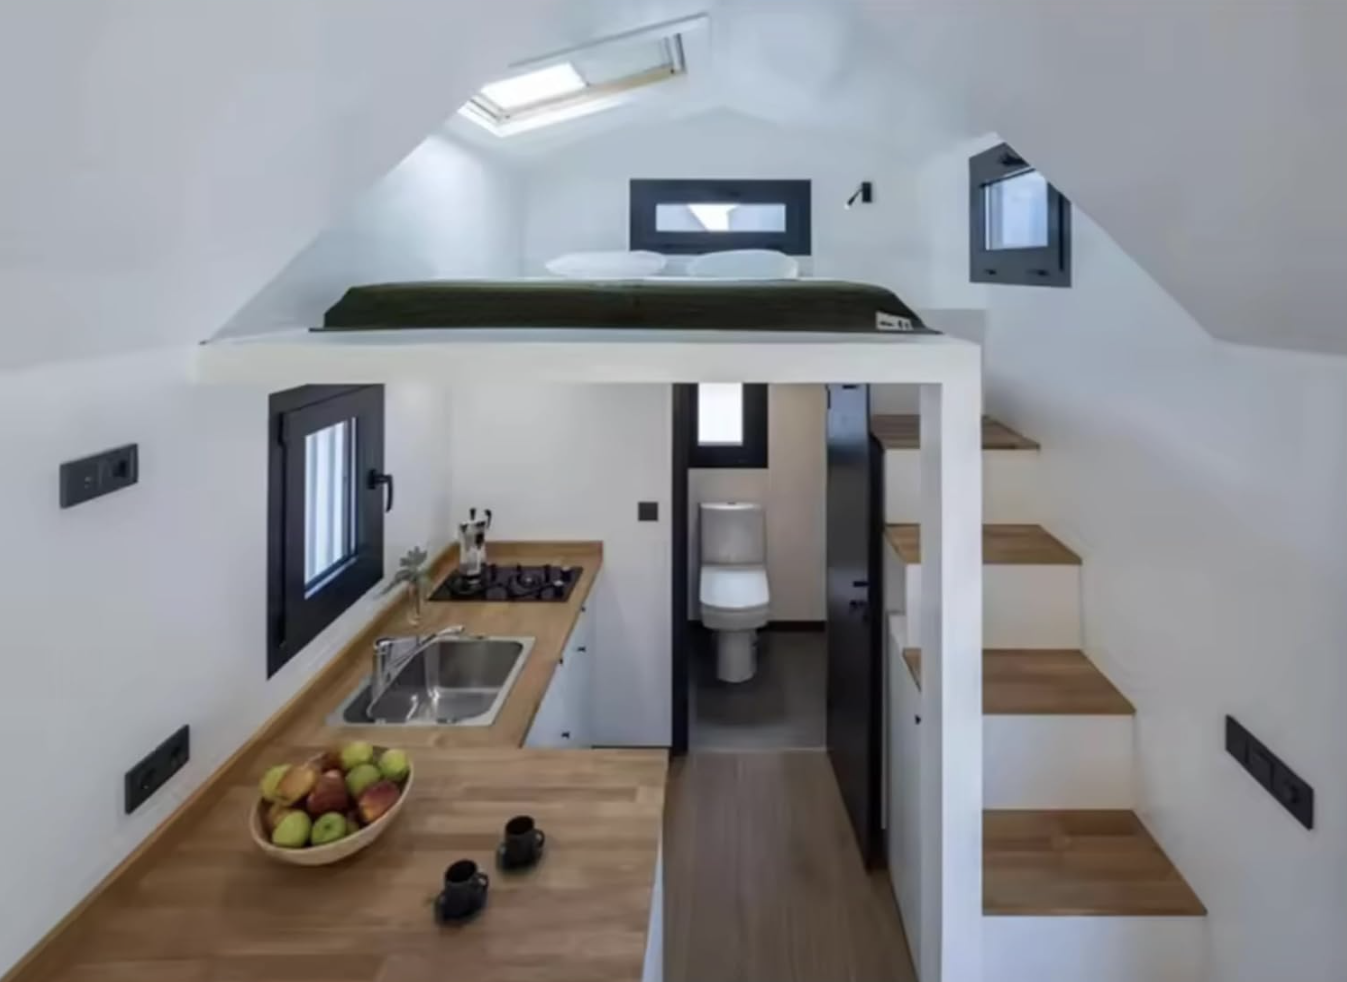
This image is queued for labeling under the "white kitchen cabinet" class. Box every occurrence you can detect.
[525,585,596,749]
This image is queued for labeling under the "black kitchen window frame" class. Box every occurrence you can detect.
[688,383,769,469]
[267,385,387,677]
[969,143,1072,287]
[629,178,812,255]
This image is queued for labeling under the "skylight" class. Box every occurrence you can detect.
[479,63,586,112]
[459,19,702,138]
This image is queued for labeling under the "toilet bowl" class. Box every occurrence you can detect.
[699,503,770,683]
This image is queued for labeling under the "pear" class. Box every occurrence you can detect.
[377,748,410,784]
[258,764,291,803]
[345,762,381,798]
[310,812,348,846]
[270,810,312,849]
[339,741,375,772]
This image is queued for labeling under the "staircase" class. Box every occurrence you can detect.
[877,414,1207,982]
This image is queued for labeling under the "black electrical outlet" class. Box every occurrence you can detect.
[125,724,190,815]
[638,501,659,522]
[1225,715,1313,830]
[60,443,139,508]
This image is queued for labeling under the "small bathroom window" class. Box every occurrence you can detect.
[689,383,767,469]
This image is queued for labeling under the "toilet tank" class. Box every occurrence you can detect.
[700,502,766,565]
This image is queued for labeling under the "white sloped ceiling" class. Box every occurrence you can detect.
[862,0,1347,354]
[2,0,1340,366]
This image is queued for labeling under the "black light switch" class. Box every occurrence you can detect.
[60,444,139,508]
[638,501,659,522]
[1225,715,1314,830]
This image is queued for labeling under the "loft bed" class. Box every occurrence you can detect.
[196,277,969,387]
[319,279,933,335]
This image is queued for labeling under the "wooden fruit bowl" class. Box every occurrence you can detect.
[249,751,413,867]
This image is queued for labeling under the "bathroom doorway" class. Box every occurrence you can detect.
[671,384,835,752]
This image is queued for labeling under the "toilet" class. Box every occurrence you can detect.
[699,502,770,683]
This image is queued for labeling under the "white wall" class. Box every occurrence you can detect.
[689,384,826,621]
[0,104,527,974]
[222,132,522,335]
[920,138,1347,982]
[446,384,672,747]
[520,108,927,293]
[0,350,454,974]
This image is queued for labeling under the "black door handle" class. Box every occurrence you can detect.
[849,599,867,611]
[368,469,395,513]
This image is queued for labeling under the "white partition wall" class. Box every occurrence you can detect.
[918,378,984,982]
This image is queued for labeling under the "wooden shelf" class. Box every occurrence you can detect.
[904,649,1134,715]
[871,414,1039,451]
[984,810,1206,916]
[885,523,1082,566]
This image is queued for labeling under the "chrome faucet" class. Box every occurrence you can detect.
[371,626,465,707]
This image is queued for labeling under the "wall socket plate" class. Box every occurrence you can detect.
[125,725,190,815]
[1225,715,1313,830]
[60,444,138,508]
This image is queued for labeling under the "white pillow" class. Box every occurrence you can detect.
[686,249,800,280]
[545,250,667,280]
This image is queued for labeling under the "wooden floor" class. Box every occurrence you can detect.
[870,414,1040,451]
[984,810,1207,916]
[904,648,1134,715]
[665,752,915,982]
[886,523,1082,566]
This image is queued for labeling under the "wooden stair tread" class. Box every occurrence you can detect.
[871,414,1039,451]
[984,810,1206,916]
[885,523,1082,565]
[903,649,1134,715]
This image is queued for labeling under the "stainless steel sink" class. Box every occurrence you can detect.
[328,635,535,727]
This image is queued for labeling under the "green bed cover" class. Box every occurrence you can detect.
[319,279,931,334]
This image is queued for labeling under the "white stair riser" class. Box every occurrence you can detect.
[902,564,1082,649]
[885,449,1041,524]
[984,716,1135,809]
[983,916,1207,982]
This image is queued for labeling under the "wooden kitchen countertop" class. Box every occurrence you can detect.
[17,541,669,982]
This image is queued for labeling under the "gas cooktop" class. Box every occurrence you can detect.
[429,563,582,603]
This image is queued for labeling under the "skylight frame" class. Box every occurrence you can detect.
[459,24,694,138]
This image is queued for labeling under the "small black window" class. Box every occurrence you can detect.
[630,179,811,255]
[689,383,768,469]
[970,143,1071,287]
[267,385,389,677]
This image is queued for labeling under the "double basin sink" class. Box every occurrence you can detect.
[329,634,535,728]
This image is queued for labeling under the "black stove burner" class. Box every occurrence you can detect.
[430,563,581,603]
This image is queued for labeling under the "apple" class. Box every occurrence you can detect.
[377,748,410,784]
[308,750,343,773]
[258,764,290,803]
[270,810,311,849]
[339,742,375,772]
[310,812,348,846]
[345,763,381,798]
[357,779,401,825]
[305,770,350,817]
[273,762,319,806]
[264,800,293,834]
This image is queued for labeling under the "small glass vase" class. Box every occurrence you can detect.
[404,575,426,627]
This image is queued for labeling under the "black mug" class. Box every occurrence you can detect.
[502,815,546,868]
[438,859,489,921]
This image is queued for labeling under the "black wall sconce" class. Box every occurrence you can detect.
[845,181,873,208]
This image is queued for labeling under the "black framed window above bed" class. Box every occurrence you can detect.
[689,383,768,469]
[629,179,811,255]
[267,385,390,677]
